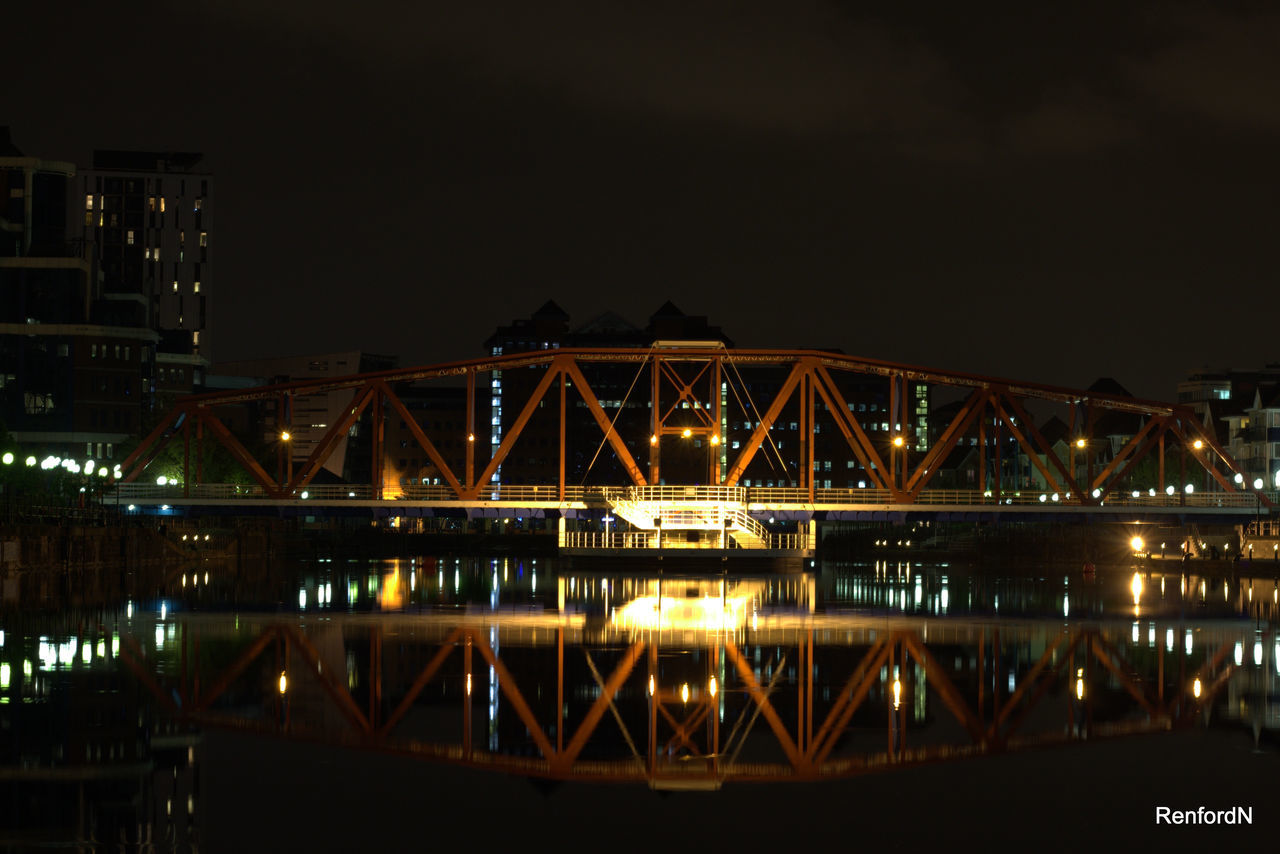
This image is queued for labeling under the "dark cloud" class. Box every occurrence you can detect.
[1128,6,1280,132]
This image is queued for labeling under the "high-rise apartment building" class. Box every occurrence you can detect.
[77,150,212,412]
[0,128,156,459]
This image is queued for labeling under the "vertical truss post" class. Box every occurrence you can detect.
[994,408,1003,504]
[557,627,564,755]
[802,373,812,498]
[649,354,661,485]
[978,629,986,723]
[648,642,658,776]
[797,637,805,753]
[712,357,723,485]
[1158,640,1165,706]
[1068,644,1076,734]
[806,629,814,751]
[978,414,987,497]
[887,639,895,757]
[371,387,384,499]
[712,643,720,777]
[558,372,566,502]
[464,633,472,760]
[369,625,382,731]
[466,369,475,491]
[193,632,201,708]
[1085,634,1094,737]
[1180,444,1187,506]
[1159,432,1166,494]
[993,628,1001,724]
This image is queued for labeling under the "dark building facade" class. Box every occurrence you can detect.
[0,128,157,460]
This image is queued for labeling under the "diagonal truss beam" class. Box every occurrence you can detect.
[990,393,1069,497]
[466,628,556,760]
[280,625,372,733]
[656,358,716,428]
[563,361,648,486]
[119,409,187,484]
[285,386,377,493]
[1089,633,1158,718]
[1091,416,1161,496]
[378,627,463,737]
[904,387,989,495]
[195,408,281,494]
[901,634,985,742]
[998,393,1084,499]
[812,364,890,491]
[723,638,806,772]
[553,642,646,771]
[467,360,563,499]
[377,380,465,497]
[809,636,892,766]
[724,361,806,487]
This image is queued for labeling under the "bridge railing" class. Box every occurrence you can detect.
[625,485,748,504]
[561,530,811,551]
[110,482,1275,509]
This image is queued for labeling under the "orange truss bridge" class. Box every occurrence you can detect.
[118,345,1270,519]
[115,607,1259,787]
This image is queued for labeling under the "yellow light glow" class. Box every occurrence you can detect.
[1076,677,1084,701]
[650,434,658,445]
[611,593,751,632]
[1193,439,1203,450]
[467,433,475,442]
[708,675,718,698]
[681,683,690,704]
[280,431,291,442]
[648,674,655,696]
[892,678,901,710]
[709,434,719,446]
[278,671,288,695]
[892,436,905,448]
[1075,438,1086,448]
[1193,677,1202,699]
[466,673,472,696]
[1131,572,1143,604]
[682,428,693,439]
[1130,536,1145,553]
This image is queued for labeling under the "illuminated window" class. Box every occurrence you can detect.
[90,344,97,358]
[179,230,185,245]
[194,198,202,211]
[199,232,208,247]
[126,230,135,245]
[193,331,200,345]
[193,281,200,293]
[172,281,178,293]
[148,196,156,212]
[85,194,94,211]
[159,197,166,213]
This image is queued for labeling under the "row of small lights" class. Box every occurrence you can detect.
[2,453,121,479]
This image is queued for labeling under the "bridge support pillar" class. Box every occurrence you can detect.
[557,515,567,549]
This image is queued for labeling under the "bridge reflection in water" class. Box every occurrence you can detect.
[104,569,1276,791]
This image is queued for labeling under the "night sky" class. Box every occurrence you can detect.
[10,1,1280,400]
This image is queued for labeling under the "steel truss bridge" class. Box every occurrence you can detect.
[114,603,1263,787]
[118,345,1273,531]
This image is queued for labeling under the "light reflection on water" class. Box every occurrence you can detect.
[2,554,1278,846]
